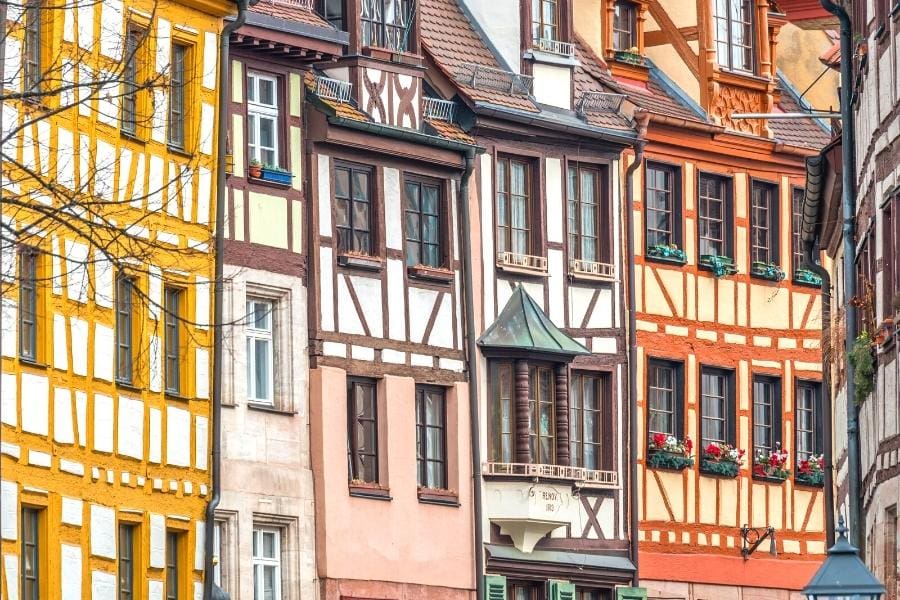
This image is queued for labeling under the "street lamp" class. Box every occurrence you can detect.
[803,517,886,600]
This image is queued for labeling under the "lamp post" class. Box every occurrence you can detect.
[803,517,886,600]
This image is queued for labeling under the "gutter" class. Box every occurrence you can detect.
[457,148,483,600]
[325,114,479,154]
[624,110,649,587]
[205,2,251,598]
[820,0,861,553]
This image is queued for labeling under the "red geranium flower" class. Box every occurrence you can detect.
[685,437,693,453]
[653,432,667,448]
[705,443,721,458]
[753,464,765,476]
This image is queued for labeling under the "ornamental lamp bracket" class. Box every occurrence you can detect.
[740,524,776,559]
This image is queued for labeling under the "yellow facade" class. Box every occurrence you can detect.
[1,0,231,597]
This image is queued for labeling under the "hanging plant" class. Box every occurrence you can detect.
[849,331,875,404]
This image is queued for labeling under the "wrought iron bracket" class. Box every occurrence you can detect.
[740,525,777,559]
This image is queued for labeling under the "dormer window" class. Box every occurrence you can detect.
[612,1,636,51]
[361,0,412,51]
[713,0,754,72]
[531,0,559,43]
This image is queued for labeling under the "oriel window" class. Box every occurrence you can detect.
[334,163,373,256]
[489,363,515,463]
[750,181,779,266]
[531,0,558,42]
[168,43,188,149]
[570,373,608,471]
[496,157,532,256]
[361,0,411,51]
[348,378,378,483]
[18,246,39,362]
[567,164,606,264]
[404,179,443,268]
[164,287,183,395]
[416,385,447,489]
[612,1,637,51]
[713,0,754,72]
[528,366,555,465]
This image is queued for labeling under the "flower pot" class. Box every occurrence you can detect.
[795,471,825,487]
[248,164,262,178]
[647,450,694,471]
[700,458,740,478]
[261,167,292,185]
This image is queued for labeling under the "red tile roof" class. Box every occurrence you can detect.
[303,71,371,122]
[249,0,333,28]
[770,88,832,150]
[423,118,476,143]
[420,0,539,112]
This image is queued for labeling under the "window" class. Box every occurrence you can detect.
[885,506,898,600]
[20,507,41,600]
[321,0,344,29]
[252,528,282,600]
[882,196,898,321]
[246,299,275,404]
[247,73,279,167]
[212,521,225,589]
[713,0,754,72]
[791,187,810,275]
[795,380,823,462]
[570,373,609,470]
[645,163,680,249]
[700,367,735,447]
[404,178,443,268]
[750,181,779,266]
[164,287,183,395]
[531,0,558,42]
[508,582,543,600]
[529,366,555,464]
[18,246,39,362]
[752,376,781,457]
[348,378,378,483]
[23,1,41,92]
[168,43,188,149]
[567,164,607,264]
[165,531,182,600]
[577,590,612,600]
[361,0,411,51]
[121,27,145,135]
[496,157,532,256]
[415,385,447,489]
[116,276,136,384]
[490,363,515,463]
[648,359,683,438]
[612,1,637,51]
[698,174,731,257]
[334,163,373,256]
[119,523,137,600]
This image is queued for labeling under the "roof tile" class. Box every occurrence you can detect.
[248,0,333,28]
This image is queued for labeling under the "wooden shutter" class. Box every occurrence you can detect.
[615,587,648,600]
[484,575,506,600]
[548,580,575,600]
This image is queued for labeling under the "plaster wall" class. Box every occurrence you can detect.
[775,25,840,112]
[459,0,522,71]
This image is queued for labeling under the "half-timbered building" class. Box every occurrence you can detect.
[301,0,479,597]
[421,0,640,596]
[215,4,344,598]
[574,0,833,597]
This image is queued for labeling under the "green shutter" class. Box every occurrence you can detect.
[484,575,507,600]
[548,580,576,600]
[615,586,648,600]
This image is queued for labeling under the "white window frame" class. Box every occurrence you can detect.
[246,297,275,404]
[247,72,280,167]
[252,527,282,600]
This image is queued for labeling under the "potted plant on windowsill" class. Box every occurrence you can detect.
[614,47,644,65]
[700,442,744,478]
[753,444,790,483]
[750,261,786,282]
[793,267,823,287]
[260,163,292,185]
[699,254,738,277]
[646,243,687,264]
[795,454,825,487]
[248,158,262,179]
[646,432,694,471]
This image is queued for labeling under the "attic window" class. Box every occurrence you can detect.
[361,0,412,51]
[612,0,637,51]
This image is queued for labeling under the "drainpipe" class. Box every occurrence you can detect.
[457,148,483,600]
[819,0,861,553]
[624,111,649,587]
[802,241,835,547]
[205,2,250,598]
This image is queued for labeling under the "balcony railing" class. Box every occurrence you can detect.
[569,258,615,280]
[263,0,315,8]
[483,461,618,487]
[532,37,575,58]
[423,97,456,121]
[454,63,533,97]
[497,251,547,272]
[315,75,352,104]
[576,91,626,115]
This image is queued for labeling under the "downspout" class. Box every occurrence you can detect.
[458,148,483,600]
[205,2,250,598]
[624,111,649,586]
[802,241,835,546]
[819,0,861,553]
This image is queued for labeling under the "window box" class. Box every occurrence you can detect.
[348,480,391,500]
[417,487,459,506]
[259,166,292,185]
[699,458,740,478]
[407,264,454,283]
[646,433,694,471]
[752,445,790,482]
[700,442,744,478]
[614,50,644,65]
[568,258,615,281]
[647,244,687,265]
[793,268,823,287]
[795,455,825,487]
[699,254,738,277]
[750,261,785,282]
[338,253,384,271]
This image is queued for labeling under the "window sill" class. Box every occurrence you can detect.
[794,475,825,488]
[247,402,297,416]
[247,175,293,190]
[120,130,146,145]
[337,253,385,272]
[418,488,460,506]
[875,23,887,42]
[348,483,392,500]
[165,391,190,402]
[645,254,688,267]
[407,265,454,284]
[116,380,143,394]
[18,357,48,370]
[752,474,788,485]
[167,145,193,159]
[523,48,579,67]
[495,262,549,278]
[716,69,769,91]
